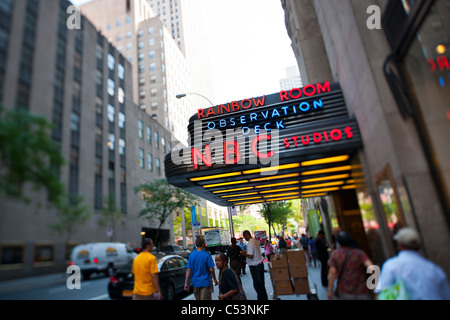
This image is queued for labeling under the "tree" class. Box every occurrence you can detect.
[0,106,65,204]
[97,193,124,242]
[49,193,91,258]
[260,201,293,240]
[134,178,198,248]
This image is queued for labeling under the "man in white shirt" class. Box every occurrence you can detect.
[241,230,268,300]
[376,227,450,300]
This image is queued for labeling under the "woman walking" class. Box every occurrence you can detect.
[327,231,374,300]
[215,253,246,300]
[264,240,274,262]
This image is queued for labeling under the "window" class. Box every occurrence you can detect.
[156,158,161,175]
[119,138,125,155]
[70,112,80,131]
[138,120,143,139]
[149,50,155,59]
[118,112,125,128]
[107,78,115,96]
[107,53,115,70]
[139,149,144,168]
[126,31,132,39]
[161,136,166,152]
[107,104,115,122]
[154,131,159,149]
[118,64,125,80]
[118,87,125,104]
[148,27,154,34]
[34,245,54,264]
[149,62,156,71]
[146,126,152,144]
[138,41,144,49]
[108,133,115,150]
[149,38,155,46]
[147,153,153,171]
[0,245,24,266]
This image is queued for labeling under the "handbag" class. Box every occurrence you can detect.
[334,250,351,298]
[230,268,247,300]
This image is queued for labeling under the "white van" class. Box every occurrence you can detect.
[70,242,137,279]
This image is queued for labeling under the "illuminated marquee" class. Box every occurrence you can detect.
[165,82,363,206]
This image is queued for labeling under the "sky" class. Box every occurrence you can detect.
[71,0,299,105]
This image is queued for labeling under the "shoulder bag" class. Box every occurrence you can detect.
[334,249,351,298]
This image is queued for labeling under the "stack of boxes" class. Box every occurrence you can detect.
[270,249,310,296]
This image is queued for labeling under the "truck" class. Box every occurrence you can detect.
[200,227,231,254]
[254,230,268,246]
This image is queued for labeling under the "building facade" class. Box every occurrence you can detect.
[0,0,175,281]
[282,0,450,274]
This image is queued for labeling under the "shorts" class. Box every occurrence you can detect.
[193,286,212,300]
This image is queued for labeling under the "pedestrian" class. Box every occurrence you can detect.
[226,237,242,277]
[131,238,163,300]
[327,231,374,300]
[286,236,291,250]
[215,253,247,300]
[376,227,450,300]
[278,236,287,254]
[315,230,329,287]
[237,237,247,275]
[264,239,274,262]
[241,230,269,300]
[300,233,311,267]
[308,236,318,268]
[184,237,218,300]
[292,235,301,249]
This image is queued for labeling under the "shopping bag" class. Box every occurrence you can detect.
[377,277,410,300]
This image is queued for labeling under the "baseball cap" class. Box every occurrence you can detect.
[394,227,421,250]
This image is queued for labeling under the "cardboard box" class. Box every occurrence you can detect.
[271,267,291,281]
[274,280,294,295]
[287,249,306,265]
[293,277,310,295]
[289,263,308,278]
[271,254,288,268]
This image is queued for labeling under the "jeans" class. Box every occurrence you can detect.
[249,263,268,300]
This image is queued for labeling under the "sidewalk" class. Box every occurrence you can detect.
[183,261,328,301]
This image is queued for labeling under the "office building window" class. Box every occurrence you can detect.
[119,138,125,155]
[118,64,125,80]
[147,153,153,171]
[156,158,161,175]
[108,133,115,150]
[118,112,125,128]
[146,126,152,144]
[107,53,115,70]
[138,120,143,139]
[154,131,159,149]
[107,78,115,96]
[107,104,115,123]
[139,149,144,168]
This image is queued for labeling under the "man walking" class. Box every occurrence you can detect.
[376,227,450,300]
[241,230,268,300]
[237,237,247,275]
[132,238,163,300]
[184,237,218,300]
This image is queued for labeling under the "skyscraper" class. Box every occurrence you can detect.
[279,65,303,90]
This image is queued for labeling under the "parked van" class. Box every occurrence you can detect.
[70,242,137,280]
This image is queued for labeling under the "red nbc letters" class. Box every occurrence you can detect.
[191,135,273,169]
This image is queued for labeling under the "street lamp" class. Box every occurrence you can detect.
[176,92,214,107]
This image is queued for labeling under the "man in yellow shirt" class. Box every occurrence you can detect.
[132,238,163,300]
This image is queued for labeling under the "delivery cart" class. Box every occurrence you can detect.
[268,250,319,300]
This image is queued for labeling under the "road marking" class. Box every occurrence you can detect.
[89,293,109,300]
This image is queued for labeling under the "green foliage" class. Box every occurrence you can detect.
[0,106,65,203]
[134,178,198,244]
[49,193,91,242]
[260,201,293,238]
[232,214,269,235]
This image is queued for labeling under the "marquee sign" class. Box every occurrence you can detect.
[165,82,364,206]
